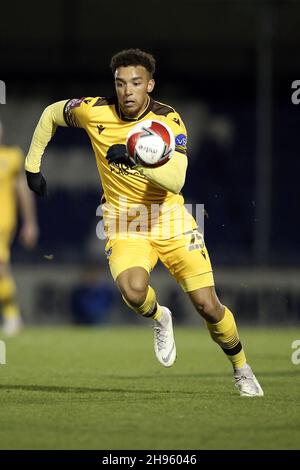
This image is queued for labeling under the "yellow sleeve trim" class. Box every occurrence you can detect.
[25,100,69,173]
[136,151,187,194]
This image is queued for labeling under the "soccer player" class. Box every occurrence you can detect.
[0,121,39,335]
[25,49,263,396]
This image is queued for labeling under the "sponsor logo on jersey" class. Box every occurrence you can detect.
[175,134,187,147]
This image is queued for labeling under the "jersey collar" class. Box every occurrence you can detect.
[115,96,154,122]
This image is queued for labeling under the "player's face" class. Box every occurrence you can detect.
[114,66,155,117]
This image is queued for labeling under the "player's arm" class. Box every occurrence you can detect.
[15,173,39,249]
[106,111,188,194]
[106,145,187,193]
[134,111,188,193]
[136,152,187,194]
[25,100,68,195]
[140,112,189,194]
[25,100,68,173]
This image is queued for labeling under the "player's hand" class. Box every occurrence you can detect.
[106,144,135,167]
[19,222,39,249]
[25,171,47,197]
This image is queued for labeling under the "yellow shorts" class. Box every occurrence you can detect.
[105,228,214,292]
[0,230,13,264]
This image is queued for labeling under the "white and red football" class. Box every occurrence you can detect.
[126,120,175,168]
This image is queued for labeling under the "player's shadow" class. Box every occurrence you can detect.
[0,370,297,395]
[0,383,203,395]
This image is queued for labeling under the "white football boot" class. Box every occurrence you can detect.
[2,316,23,337]
[234,363,264,397]
[153,306,176,367]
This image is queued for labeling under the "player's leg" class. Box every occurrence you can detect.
[156,227,263,396]
[116,266,176,367]
[0,262,23,337]
[116,266,158,319]
[188,286,263,397]
[106,237,176,366]
[188,286,245,366]
[0,231,23,336]
[0,226,23,336]
[188,286,246,367]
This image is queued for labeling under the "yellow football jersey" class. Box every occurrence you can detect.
[0,145,23,231]
[63,96,191,237]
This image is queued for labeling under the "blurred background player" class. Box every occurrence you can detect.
[0,120,39,336]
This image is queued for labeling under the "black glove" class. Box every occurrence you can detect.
[106,144,135,167]
[25,170,47,197]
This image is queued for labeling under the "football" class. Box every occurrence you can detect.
[126,120,175,168]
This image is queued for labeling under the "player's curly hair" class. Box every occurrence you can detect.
[110,49,156,77]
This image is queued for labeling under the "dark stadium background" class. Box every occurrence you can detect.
[1,0,299,325]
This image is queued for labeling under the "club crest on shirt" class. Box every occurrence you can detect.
[65,97,85,113]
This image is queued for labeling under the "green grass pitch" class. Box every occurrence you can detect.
[0,326,299,450]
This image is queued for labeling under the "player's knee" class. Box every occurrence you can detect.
[119,277,148,307]
[192,288,224,322]
[117,268,149,307]
[122,285,148,307]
